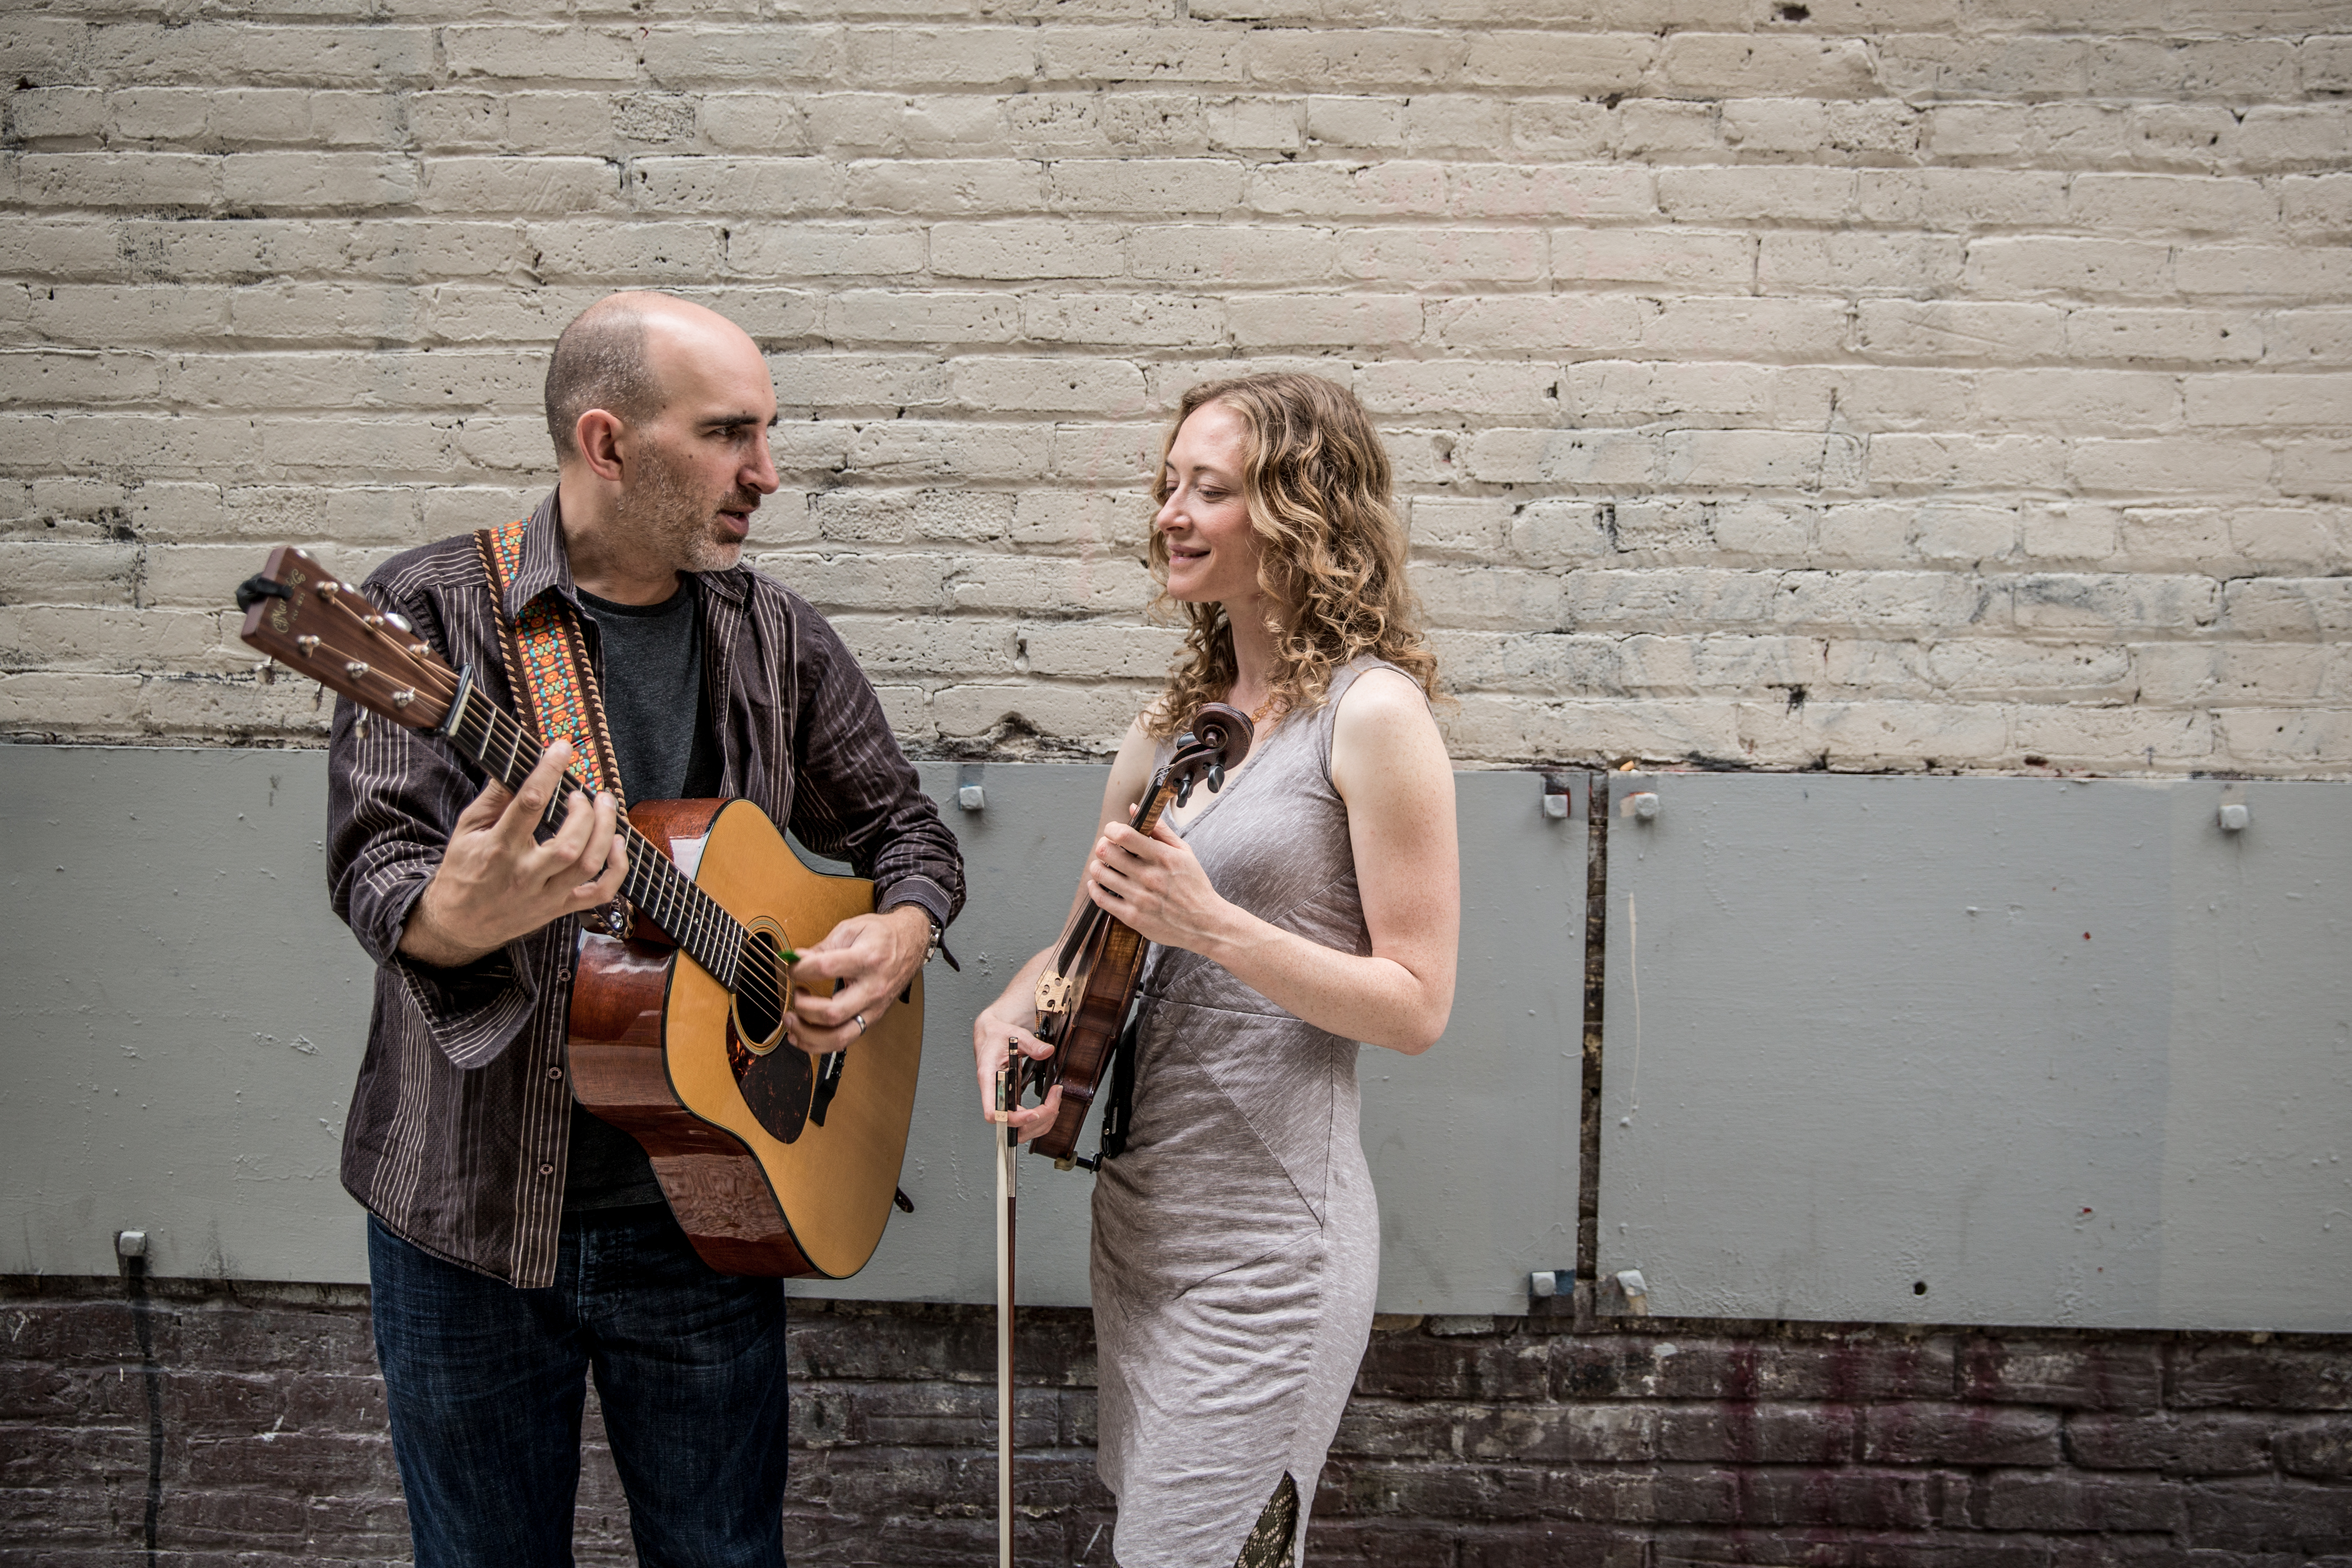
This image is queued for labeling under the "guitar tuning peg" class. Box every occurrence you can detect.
[255,660,276,686]
[354,708,371,738]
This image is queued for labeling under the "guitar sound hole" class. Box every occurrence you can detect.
[727,922,811,1146]
[735,927,786,1049]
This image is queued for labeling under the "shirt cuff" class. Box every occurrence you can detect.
[876,876,952,935]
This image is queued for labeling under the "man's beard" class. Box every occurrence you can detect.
[623,444,757,575]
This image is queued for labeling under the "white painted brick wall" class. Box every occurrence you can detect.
[3,3,2349,775]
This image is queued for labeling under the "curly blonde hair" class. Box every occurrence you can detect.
[1145,372,1440,740]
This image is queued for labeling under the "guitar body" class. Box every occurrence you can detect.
[567,798,924,1279]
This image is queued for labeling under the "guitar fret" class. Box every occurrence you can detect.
[659,873,683,946]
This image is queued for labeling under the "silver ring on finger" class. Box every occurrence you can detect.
[853,1012,867,1036]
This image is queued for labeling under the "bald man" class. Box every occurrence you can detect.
[324,293,964,1565]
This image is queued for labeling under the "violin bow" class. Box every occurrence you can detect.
[994,1060,1017,1568]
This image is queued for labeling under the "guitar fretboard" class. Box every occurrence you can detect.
[443,674,747,989]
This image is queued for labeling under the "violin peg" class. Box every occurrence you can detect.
[1176,774,1194,809]
[1208,762,1225,793]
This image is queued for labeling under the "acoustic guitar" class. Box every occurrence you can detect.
[236,544,922,1280]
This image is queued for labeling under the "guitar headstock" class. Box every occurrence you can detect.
[236,545,456,732]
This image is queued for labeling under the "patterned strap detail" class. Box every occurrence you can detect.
[473,519,629,811]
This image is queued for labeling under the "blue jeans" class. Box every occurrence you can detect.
[368,1206,789,1568]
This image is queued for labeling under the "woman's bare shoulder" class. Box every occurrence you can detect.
[1333,664,1438,738]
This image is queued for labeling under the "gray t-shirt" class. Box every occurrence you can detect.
[564,578,723,1212]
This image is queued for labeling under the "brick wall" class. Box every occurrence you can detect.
[4,3,2350,774]
[6,1275,2348,1564]
[6,3,2350,1555]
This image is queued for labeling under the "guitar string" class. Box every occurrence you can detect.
[445,698,788,1014]
[379,638,791,1021]
[455,704,806,1021]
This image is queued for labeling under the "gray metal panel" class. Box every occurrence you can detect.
[0,747,1586,1317]
[793,762,1106,1309]
[812,764,1589,1315]
[1596,773,2352,1332]
[0,745,376,1283]
[2159,782,2352,1331]
[1360,769,1585,1314]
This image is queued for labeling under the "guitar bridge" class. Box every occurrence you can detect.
[1033,971,1073,1016]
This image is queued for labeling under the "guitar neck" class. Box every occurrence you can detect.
[438,671,750,989]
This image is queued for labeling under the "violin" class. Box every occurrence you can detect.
[1020,701,1255,1168]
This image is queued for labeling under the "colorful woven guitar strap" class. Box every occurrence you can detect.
[473,518,628,811]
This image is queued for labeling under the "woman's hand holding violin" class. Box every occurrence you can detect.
[1082,807,1240,962]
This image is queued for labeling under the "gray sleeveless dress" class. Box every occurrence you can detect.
[1090,659,1397,1568]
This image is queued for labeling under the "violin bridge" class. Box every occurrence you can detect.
[1033,970,1074,1015]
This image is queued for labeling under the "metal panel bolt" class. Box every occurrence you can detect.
[958,784,985,811]
[2219,802,2250,832]
[1615,1269,1649,1314]
[1629,791,1660,821]
[1529,1269,1568,1298]
[1540,772,1576,820]
[115,1230,147,1260]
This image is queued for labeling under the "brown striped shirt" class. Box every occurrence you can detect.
[326,493,963,1287]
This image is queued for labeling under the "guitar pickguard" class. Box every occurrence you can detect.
[728,1010,812,1145]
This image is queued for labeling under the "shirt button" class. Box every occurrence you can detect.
[547,1067,563,1080]
[538,1163,555,1177]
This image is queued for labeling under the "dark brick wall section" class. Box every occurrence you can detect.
[4,1276,2348,1567]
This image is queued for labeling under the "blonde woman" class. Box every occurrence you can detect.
[972,373,1460,1568]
